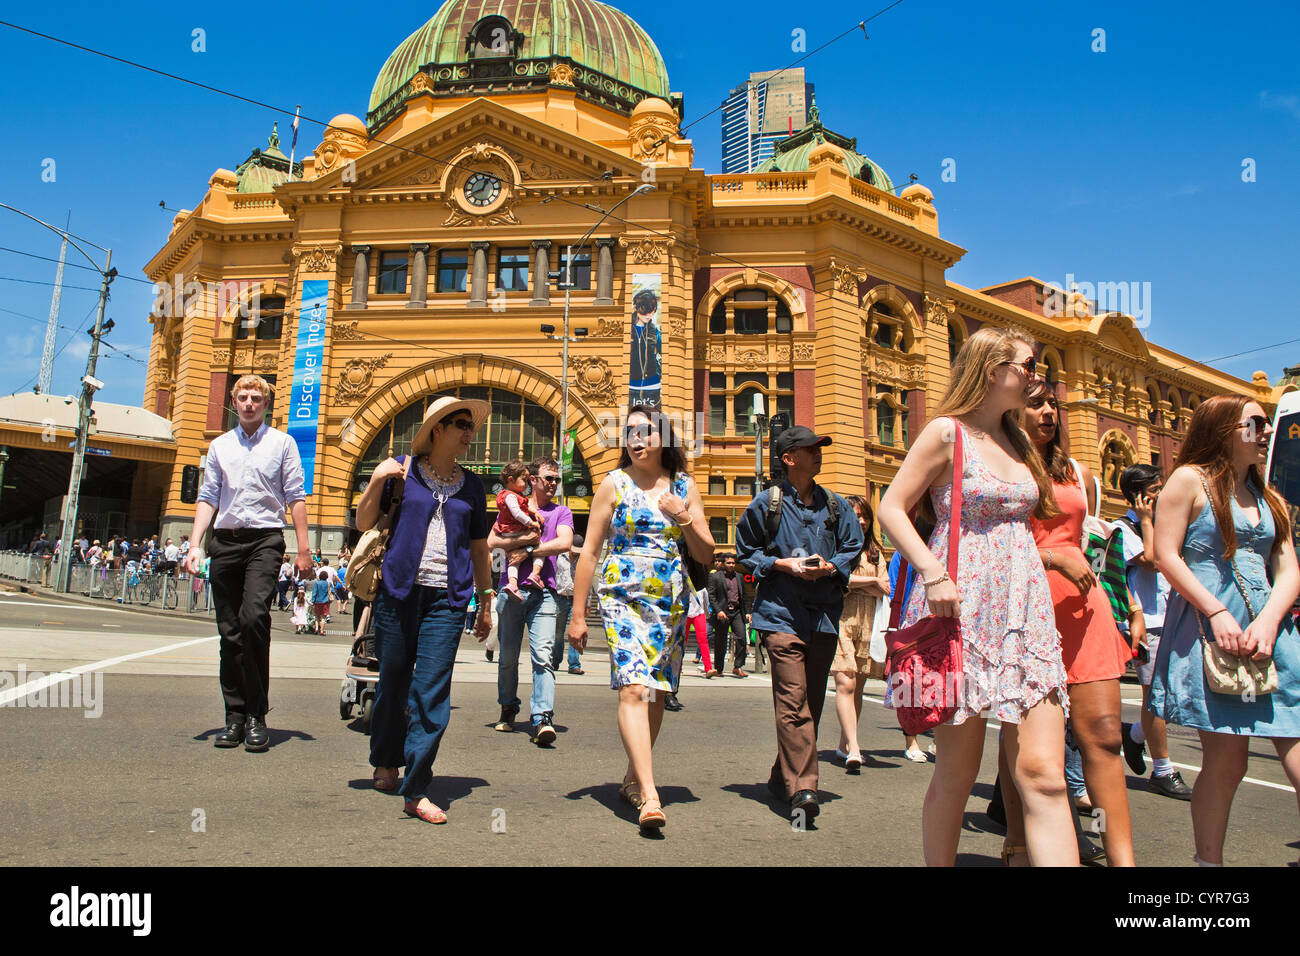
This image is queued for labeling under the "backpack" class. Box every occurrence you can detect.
[762,484,842,555]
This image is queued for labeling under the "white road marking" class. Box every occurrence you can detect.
[0,598,134,615]
[0,635,218,706]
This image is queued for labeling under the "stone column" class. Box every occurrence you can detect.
[529,240,552,306]
[469,242,489,307]
[594,238,616,305]
[406,243,429,308]
[347,245,371,310]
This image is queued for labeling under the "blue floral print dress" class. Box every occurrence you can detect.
[598,469,691,692]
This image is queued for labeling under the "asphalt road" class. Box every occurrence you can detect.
[1,591,1296,866]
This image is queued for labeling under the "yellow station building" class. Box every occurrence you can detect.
[138,0,1285,551]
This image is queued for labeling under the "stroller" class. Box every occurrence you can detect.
[339,604,379,734]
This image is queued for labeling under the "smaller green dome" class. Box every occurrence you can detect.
[234,124,302,193]
[754,106,893,192]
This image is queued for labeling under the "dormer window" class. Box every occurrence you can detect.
[466,16,524,59]
[872,303,898,349]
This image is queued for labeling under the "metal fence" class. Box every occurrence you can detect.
[0,551,215,615]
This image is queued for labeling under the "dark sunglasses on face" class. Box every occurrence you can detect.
[1237,415,1270,436]
[535,474,559,484]
[1002,357,1038,378]
[625,423,654,441]
[446,418,475,431]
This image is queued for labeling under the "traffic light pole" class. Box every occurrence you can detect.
[55,249,114,593]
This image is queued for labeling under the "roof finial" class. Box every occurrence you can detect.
[268,122,280,150]
[808,91,820,126]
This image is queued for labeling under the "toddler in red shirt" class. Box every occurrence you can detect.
[494,459,544,601]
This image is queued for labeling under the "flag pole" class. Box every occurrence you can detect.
[287,105,301,179]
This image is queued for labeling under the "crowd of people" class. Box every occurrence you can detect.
[187,348,1298,862]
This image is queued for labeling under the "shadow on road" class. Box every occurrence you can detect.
[192,726,317,750]
[817,747,897,771]
[563,781,701,827]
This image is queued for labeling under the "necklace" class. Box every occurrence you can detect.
[420,458,460,528]
[425,456,458,485]
[633,321,652,382]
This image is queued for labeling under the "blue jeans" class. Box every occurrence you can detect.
[369,587,462,800]
[496,588,558,721]
[550,594,582,670]
[1064,725,1086,799]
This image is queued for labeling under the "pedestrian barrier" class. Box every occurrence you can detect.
[0,550,214,617]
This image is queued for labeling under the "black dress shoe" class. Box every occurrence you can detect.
[214,719,245,748]
[790,789,820,819]
[1149,770,1193,800]
[664,694,683,712]
[1120,722,1147,775]
[244,716,269,752]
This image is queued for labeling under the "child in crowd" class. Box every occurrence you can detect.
[493,458,545,601]
[291,587,310,634]
[311,571,331,635]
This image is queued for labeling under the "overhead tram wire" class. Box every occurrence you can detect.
[10,299,100,395]
[0,245,154,284]
[675,1,907,137]
[0,274,102,292]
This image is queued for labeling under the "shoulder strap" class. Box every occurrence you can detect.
[376,456,412,533]
[888,421,963,629]
[824,488,840,534]
[1069,457,1091,515]
[764,485,783,551]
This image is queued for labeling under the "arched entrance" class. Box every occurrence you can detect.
[348,385,595,534]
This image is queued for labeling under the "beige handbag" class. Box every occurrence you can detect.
[347,457,411,603]
[1193,470,1278,696]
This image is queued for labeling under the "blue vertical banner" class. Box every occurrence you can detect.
[287,279,329,494]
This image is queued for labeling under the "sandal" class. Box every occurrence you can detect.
[403,798,447,825]
[373,767,399,792]
[1000,842,1028,866]
[619,778,643,809]
[638,796,666,829]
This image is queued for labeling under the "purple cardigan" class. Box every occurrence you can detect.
[379,457,488,609]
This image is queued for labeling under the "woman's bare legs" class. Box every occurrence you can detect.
[1069,679,1134,865]
[922,717,987,865]
[619,684,668,804]
[834,670,861,754]
[1003,695,1078,866]
[1192,731,1249,864]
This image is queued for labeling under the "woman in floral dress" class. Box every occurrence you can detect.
[568,406,714,830]
[878,326,1077,866]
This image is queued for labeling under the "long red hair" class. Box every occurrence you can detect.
[1175,394,1290,561]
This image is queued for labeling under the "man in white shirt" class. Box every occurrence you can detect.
[185,374,312,752]
[162,538,180,577]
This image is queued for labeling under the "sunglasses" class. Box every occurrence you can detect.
[535,474,559,484]
[625,423,655,440]
[445,418,475,431]
[1237,415,1270,436]
[1001,357,1038,378]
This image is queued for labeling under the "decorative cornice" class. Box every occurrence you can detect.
[292,242,343,274]
[333,320,366,341]
[571,357,616,405]
[618,235,673,265]
[336,353,393,403]
[829,258,868,296]
[593,317,623,338]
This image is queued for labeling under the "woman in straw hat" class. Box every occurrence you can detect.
[356,396,495,825]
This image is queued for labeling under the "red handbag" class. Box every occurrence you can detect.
[886,424,965,735]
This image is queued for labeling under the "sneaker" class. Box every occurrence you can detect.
[485,649,494,662]
[530,717,556,746]
[1120,722,1147,775]
[493,707,517,732]
[567,666,584,675]
[1149,769,1193,801]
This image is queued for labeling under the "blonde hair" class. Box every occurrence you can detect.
[938,326,1058,520]
[230,374,273,401]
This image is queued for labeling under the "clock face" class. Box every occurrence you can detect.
[464,172,502,207]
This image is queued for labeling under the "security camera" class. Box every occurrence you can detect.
[82,375,104,391]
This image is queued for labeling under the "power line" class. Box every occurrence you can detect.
[1169,334,1300,374]
[679,3,905,136]
[0,274,101,292]
[0,244,153,284]
[11,299,100,394]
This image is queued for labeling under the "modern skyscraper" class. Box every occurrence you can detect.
[720,68,813,173]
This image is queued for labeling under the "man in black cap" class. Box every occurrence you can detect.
[735,425,863,823]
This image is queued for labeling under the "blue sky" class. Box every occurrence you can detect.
[1,0,1297,406]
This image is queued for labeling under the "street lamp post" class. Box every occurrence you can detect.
[752,392,768,488]
[0,203,115,594]
[542,182,655,503]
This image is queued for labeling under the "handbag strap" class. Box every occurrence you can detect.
[1190,467,1258,622]
[888,420,963,629]
[375,455,413,534]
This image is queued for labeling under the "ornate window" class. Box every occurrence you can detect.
[1101,437,1133,490]
[874,385,910,448]
[377,251,408,295]
[465,16,524,59]
[1147,382,1162,425]
[234,294,284,341]
[709,516,730,545]
[710,371,794,436]
[707,287,794,335]
[436,250,468,293]
[558,250,591,291]
[350,386,591,508]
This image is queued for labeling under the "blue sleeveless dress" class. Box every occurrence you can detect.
[1148,476,1300,737]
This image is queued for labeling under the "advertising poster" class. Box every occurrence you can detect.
[628,272,662,408]
[287,279,329,495]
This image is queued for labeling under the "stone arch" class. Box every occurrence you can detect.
[1039,345,1065,385]
[1089,312,1151,363]
[337,353,611,481]
[220,278,291,338]
[860,283,922,353]
[696,268,809,332]
[1098,428,1138,490]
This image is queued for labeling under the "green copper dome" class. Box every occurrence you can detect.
[754,102,893,192]
[368,0,671,124]
[234,124,301,193]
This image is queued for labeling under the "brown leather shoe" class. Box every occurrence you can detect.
[732,668,748,679]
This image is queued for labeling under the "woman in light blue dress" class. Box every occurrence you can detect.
[568,406,714,830]
[1148,395,1300,865]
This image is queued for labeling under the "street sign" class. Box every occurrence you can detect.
[85,447,111,457]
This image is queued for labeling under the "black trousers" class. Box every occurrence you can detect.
[711,609,747,671]
[209,529,284,722]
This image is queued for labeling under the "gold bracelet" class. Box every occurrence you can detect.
[1045,549,1054,571]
